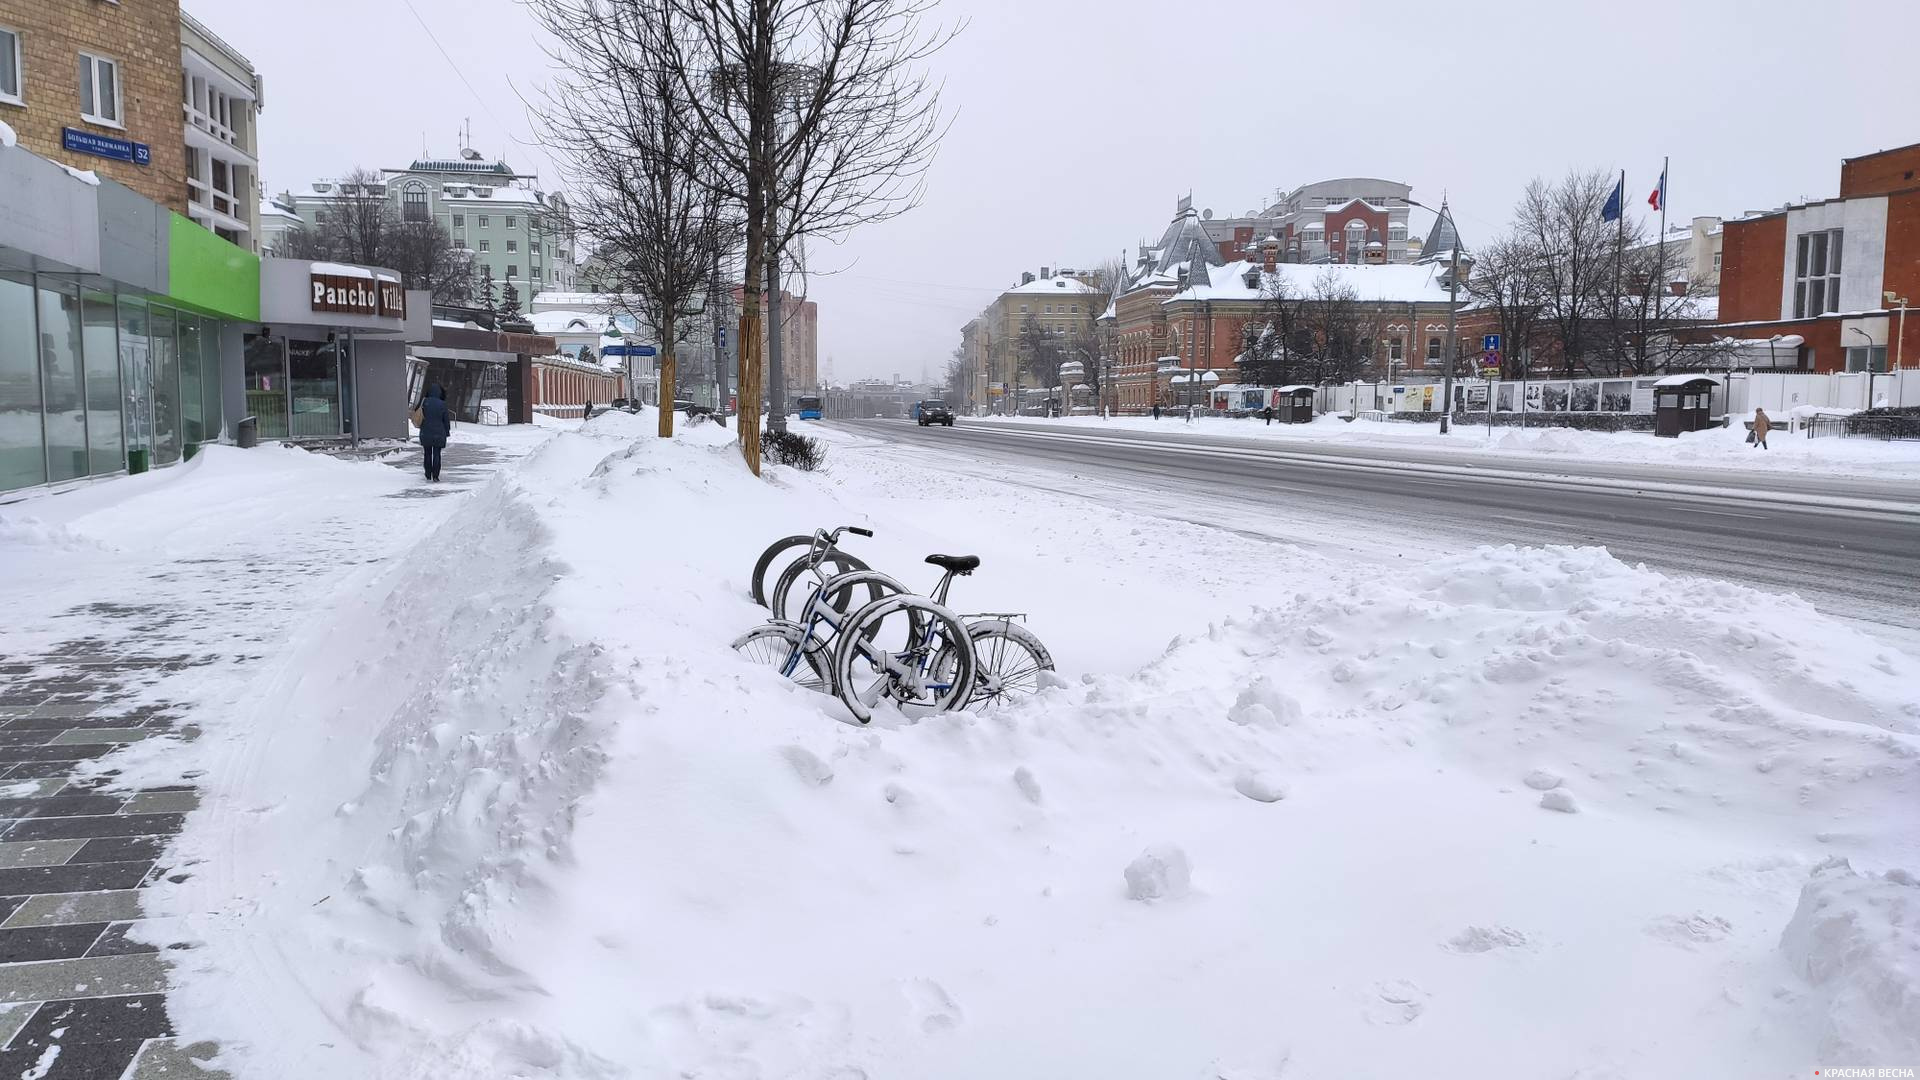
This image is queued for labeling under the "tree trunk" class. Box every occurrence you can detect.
[739,157,766,474]
[658,313,677,438]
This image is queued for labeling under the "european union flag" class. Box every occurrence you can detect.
[1600,175,1625,223]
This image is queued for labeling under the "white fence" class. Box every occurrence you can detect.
[1311,371,1918,420]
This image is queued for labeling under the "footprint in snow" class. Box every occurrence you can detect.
[902,978,963,1033]
[1446,925,1531,953]
[1361,980,1426,1026]
[1643,913,1732,948]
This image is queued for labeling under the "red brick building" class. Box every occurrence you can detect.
[1704,142,1920,373]
[1103,237,1459,411]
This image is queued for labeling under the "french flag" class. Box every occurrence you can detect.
[1648,165,1667,211]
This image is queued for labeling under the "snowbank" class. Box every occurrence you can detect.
[977,412,1920,478]
[1779,859,1920,1062]
[132,422,1919,1078]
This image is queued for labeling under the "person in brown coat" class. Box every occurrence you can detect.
[1751,407,1772,449]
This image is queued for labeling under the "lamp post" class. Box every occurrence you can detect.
[1887,291,1910,371]
[1405,197,1467,434]
[1850,326,1883,409]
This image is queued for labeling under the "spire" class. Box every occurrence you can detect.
[1419,201,1465,264]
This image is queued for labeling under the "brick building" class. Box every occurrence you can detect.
[1201,179,1418,265]
[1104,236,1460,411]
[0,0,189,210]
[1703,142,1920,374]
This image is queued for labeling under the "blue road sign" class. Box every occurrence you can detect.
[1483,334,1501,352]
[716,327,728,349]
[634,345,657,357]
[63,128,151,166]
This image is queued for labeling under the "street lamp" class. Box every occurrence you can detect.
[1887,291,1910,371]
[1850,326,1883,409]
[1405,197,1470,434]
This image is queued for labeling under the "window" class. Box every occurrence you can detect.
[506,265,518,279]
[1427,336,1441,362]
[1845,345,1888,373]
[478,240,489,252]
[1389,226,1407,242]
[1018,305,1028,314]
[1390,336,1404,361]
[314,210,328,225]
[78,52,121,126]
[452,213,465,228]
[1070,305,1079,314]
[1793,229,1843,318]
[478,215,490,228]
[506,240,518,253]
[403,183,429,223]
[0,27,21,105]
[1712,252,1722,272]
[506,216,518,229]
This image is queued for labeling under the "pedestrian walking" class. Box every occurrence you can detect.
[1262,405,1274,425]
[416,384,451,481]
[1751,406,1771,450]
[583,399,594,421]
[1152,403,1161,420]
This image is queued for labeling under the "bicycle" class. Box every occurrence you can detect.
[829,553,1053,722]
[732,526,916,695]
[751,529,880,617]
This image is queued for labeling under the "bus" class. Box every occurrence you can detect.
[796,395,824,420]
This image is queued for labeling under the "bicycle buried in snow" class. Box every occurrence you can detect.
[732,526,1055,723]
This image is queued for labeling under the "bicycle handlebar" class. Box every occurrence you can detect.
[847,527,873,538]
[807,525,875,568]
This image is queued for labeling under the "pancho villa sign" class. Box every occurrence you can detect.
[310,273,407,319]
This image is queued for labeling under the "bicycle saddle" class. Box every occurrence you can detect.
[925,554,981,575]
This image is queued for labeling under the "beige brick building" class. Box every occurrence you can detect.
[0,0,187,211]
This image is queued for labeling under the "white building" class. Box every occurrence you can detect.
[180,11,264,251]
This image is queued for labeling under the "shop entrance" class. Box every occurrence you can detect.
[243,333,356,441]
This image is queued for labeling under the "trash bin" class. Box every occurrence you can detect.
[127,448,149,474]
[237,415,259,449]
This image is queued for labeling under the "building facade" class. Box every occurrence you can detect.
[270,151,577,297]
[179,11,262,251]
[1705,142,1920,374]
[1202,179,1417,266]
[0,0,190,209]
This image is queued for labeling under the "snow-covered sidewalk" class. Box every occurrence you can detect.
[974,412,1920,479]
[5,412,1914,1078]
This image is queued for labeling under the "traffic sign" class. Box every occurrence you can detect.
[1483,334,1501,352]
[716,327,728,349]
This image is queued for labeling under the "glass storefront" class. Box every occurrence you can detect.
[0,272,41,490]
[0,271,230,495]
[244,334,355,442]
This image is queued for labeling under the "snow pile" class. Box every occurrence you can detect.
[0,119,15,148]
[1779,858,1920,1062]
[142,422,1920,1078]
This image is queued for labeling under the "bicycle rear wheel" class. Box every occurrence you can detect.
[731,621,831,693]
[939,620,1053,708]
[831,595,975,724]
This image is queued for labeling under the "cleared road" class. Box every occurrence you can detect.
[835,418,1920,631]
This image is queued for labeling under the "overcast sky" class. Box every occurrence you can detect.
[190,0,1917,383]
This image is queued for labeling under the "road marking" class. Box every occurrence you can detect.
[1670,506,1771,520]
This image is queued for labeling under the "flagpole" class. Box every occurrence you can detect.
[1655,156,1668,328]
[1613,168,1625,372]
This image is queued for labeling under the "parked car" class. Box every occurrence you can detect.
[917,399,955,427]
[674,399,714,418]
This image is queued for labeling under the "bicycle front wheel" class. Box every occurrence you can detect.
[770,551,887,623]
[831,595,975,724]
[731,621,832,694]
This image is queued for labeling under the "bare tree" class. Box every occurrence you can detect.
[1237,274,1302,387]
[1465,232,1548,378]
[282,167,472,302]
[530,0,738,437]
[1513,170,1641,376]
[1017,314,1066,413]
[640,0,957,472]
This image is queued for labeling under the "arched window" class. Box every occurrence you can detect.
[1345,220,1367,263]
[403,182,429,223]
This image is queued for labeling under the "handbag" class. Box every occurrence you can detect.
[1744,429,1755,444]
[410,405,425,427]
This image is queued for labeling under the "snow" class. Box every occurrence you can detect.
[0,120,15,148]
[307,261,376,279]
[975,412,1920,479]
[4,411,1916,1077]
[1171,259,1455,304]
[57,163,100,185]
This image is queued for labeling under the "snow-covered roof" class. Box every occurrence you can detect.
[260,200,302,222]
[308,261,399,283]
[528,309,610,335]
[1653,373,1718,387]
[1007,276,1096,296]
[1168,371,1222,384]
[1166,260,1456,306]
[1275,384,1316,393]
[439,187,547,207]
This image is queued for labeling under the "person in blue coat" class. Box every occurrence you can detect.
[417,384,452,481]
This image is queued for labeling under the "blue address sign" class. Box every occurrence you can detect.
[61,128,151,167]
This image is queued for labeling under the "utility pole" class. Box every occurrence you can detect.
[1441,206,1460,435]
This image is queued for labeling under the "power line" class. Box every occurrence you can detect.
[397,0,510,140]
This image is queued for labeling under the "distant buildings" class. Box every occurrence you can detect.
[1199,179,1418,265]
[267,151,578,295]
